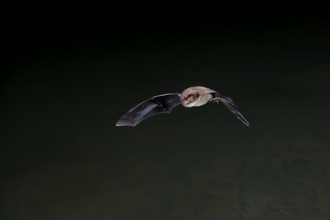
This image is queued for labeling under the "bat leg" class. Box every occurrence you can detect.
[211,97,220,104]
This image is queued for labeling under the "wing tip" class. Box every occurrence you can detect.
[241,119,250,127]
[116,121,136,127]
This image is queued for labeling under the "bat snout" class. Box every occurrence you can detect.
[182,100,189,106]
[182,99,196,107]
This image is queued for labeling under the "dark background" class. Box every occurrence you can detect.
[1,16,330,219]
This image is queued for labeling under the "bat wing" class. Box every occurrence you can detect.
[116,93,181,127]
[206,90,250,127]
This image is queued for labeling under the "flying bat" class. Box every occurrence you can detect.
[116,86,249,127]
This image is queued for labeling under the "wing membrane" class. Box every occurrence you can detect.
[116,93,181,127]
[207,90,250,127]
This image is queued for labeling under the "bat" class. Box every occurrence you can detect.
[116,86,249,127]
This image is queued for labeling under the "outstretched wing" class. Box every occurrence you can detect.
[206,90,250,127]
[116,93,181,127]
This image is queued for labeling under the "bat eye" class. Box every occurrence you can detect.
[188,94,192,97]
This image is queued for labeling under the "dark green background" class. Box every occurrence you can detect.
[1,18,330,219]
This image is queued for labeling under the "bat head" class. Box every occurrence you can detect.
[181,93,198,107]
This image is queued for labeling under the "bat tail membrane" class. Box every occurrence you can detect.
[116,93,181,127]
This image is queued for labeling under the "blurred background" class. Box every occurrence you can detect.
[1,15,330,219]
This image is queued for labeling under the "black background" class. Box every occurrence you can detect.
[1,15,330,219]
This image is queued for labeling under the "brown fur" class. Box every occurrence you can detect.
[180,86,213,107]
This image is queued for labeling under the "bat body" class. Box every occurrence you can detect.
[116,86,249,127]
